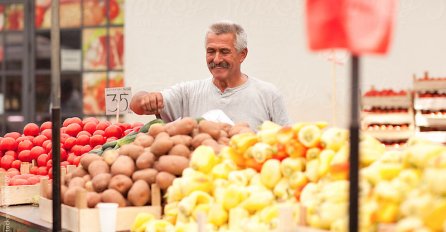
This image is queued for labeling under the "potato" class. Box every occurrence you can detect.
[61,185,68,203]
[88,160,110,177]
[220,130,228,138]
[155,156,189,176]
[108,174,133,195]
[134,133,154,147]
[168,144,191,158]
[86,191,101,208]
[101,189,126,207]
[156,172,176,190]
[170,135,192,147]
[219,122,232,134]
[150,137,174,156]
[228,122,251,137]
[63,186,84,207]
[83,175,91,182]
[102,149,119,165]
[92,173,111,193]
[132,169,158,185]
[218,136,230,146]
[64,173,73,185]
[111,156,135,177]
[198,120,221,140]
[68,177,86,189]
[119,144,145,160]
[155,132,170,140]
[191,133,212,148]
[166,117,197,136]
[136,151,155,169]
[85,181,94,192]
[127,180,151,206]
[148,123,166,137]
[239,127,254,134]
[202,139,223,153]
[80,154,101,171]
[191,128,199,137]
[72,166,88,178]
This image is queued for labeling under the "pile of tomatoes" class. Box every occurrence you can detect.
[0,117,143,184]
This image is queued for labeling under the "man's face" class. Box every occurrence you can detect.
[206,33,247,81]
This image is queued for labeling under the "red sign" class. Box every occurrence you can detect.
[306,0,396,55]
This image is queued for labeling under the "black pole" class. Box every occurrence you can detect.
[51,0,61,231]
[349,55,360,232]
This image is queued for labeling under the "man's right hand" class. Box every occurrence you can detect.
[130,91,164,115]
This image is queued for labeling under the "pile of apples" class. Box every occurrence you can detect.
[0,117,143,182]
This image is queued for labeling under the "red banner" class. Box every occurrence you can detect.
[306,0,396,55]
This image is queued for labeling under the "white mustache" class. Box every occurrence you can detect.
[208,62,229,69]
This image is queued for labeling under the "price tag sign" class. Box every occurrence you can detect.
[105,87,132,115]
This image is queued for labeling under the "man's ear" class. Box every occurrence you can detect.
[239,48,248,63]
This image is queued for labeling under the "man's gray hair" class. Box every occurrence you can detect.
[205,21,247,52]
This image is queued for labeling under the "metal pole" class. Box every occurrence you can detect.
[349,55,360,232]
[50,0,61,231]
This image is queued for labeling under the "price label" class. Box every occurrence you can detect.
[105,87,132,115]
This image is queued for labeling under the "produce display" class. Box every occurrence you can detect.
[58,117,253,208]
[0,117,142,181]
[129,121,446,232]
[361,87,413,147]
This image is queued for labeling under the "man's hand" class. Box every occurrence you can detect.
[130,91,164,115]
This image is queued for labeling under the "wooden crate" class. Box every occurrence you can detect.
[38,178,162,232]
[0,162,43,206]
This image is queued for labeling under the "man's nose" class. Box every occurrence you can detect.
[213,52,223,63]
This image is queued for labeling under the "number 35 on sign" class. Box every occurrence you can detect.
[105,87,132,115]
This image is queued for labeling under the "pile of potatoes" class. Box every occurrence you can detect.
[57,118,252,208]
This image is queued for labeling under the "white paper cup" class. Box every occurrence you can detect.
[97,203,118,232]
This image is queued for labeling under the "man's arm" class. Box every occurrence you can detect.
[130,91,164,115]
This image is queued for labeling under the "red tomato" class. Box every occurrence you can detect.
[132,126,142,133]
[11,160,21,170]
[42,139,51,149]
[71,145,83,156]
[76,134,90,146]
[16,136,30,143]
[89,134,105,148]
[30,166,39,175]
[41,129,52,140]
[63,117,83,127]
[1,155,14,169]
[37,154,49,167]
[77,131,92,137]
[93,130,105,136]
[4,150,18,159]
[104,125,123,138]
[117,122,131,131]
[72,156,81,166]
[17,140,33,153]
[28,176,40,185]
[37,166,48,176]
[60,127,66,134]
[46,159,52,167]
[96,121,111,131]
[40,121,52,132]
[63,137,77,150]
[10,178,29,186]
[23,123,40,136]
[60,133,70,144]
[30,146,45,160]
[82,117,99,125]
[83,122,97,135]
[49,148,68,161]
[44,141,52,153]
[65,123,82,137]
[4,132,21,140]
[0,137,18,151]
[81,145,92,154]
[67,153,76,164]
[33,134,48,147]
[18,150,32,162]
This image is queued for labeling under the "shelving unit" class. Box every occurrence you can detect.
[413,72,446,143]
[361,87,414,147]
